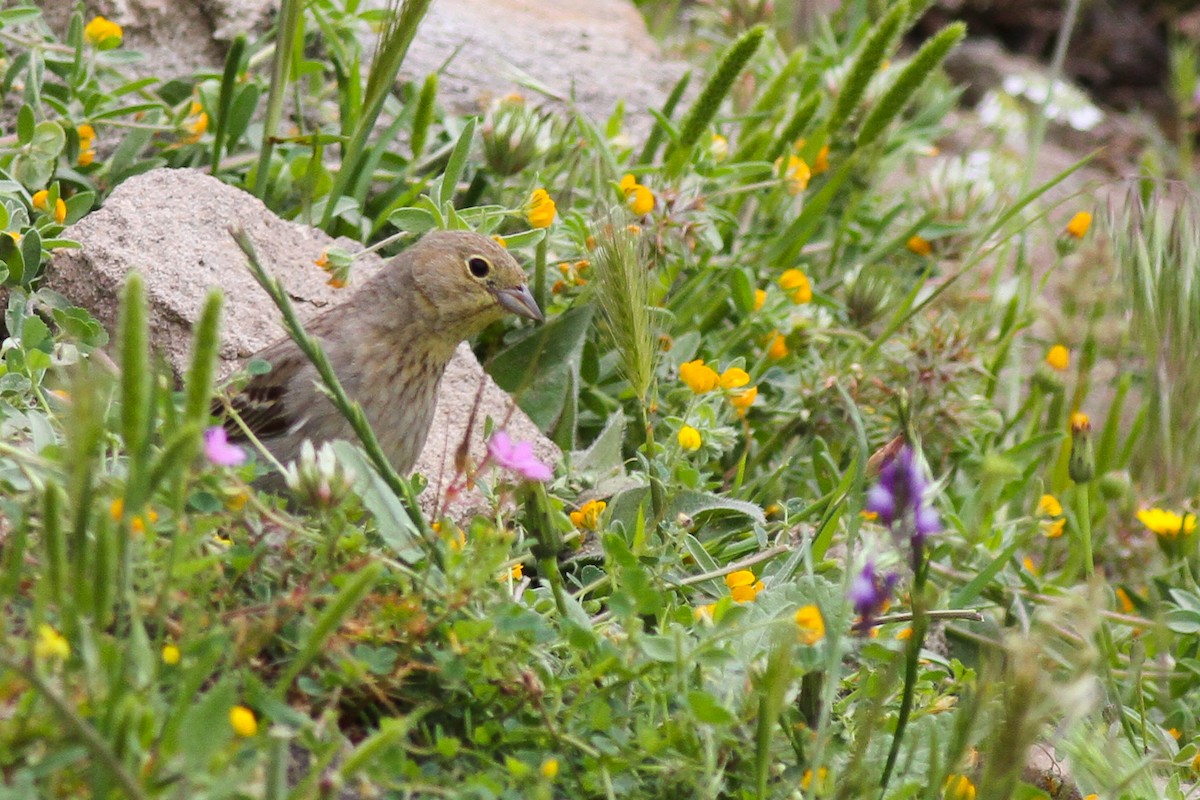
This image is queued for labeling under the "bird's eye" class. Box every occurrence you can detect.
[468,256,491,278]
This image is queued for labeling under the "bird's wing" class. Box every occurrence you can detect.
[217,338,315,443]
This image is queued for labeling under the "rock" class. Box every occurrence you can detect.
[42,0,686,137]
[48,167,558,520]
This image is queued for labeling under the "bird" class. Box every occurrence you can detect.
[222,229,543,480]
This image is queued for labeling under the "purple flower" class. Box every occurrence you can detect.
[850,560,899,633]
[487,430,552,482]
[204,426,247,467]
[865,445,940,545]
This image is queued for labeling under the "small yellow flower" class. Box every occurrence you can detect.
[775,154,811,194]
[726,570,764,602]
[709,133,729,162]
[491,234,507,249]
[794,605,825,644]
[718,367,750,390]
[618,173,637,194]
[161,644,181,665]
[34,624,70,661]
[906,235,932,256]
[182,106,208,144]
[109,497,125,521]
[570,499,607,530]
[679,359,719,393]
[1191,751,1200,773]
[1065,211,1092,239]
[1168,727,1182,740]
[77,124,96,146]
[800,767,828,792]
[1041,518,1065,539]
[1115,587,1135,614]
[1022,556,1038,575]
[78,149,95,166]
[510,563,524,580]
[627,183,654,215]
[540,758,559,779]
[895,626,913,640]
[1069,412,1090,433]
[32,190,67,224]
[943,774,976,800]
[1037,494,1063,517]
[729,386,757,416]
[725,570,755,589]
[229,705,258,737]
[694,603,716,621]
[779,269,812,304]
[1136,508,1196,539]
[1045,344,1069,371]
[677,425,702,452]
[84,16,123,48]
[767,332,788,360]
[753,288,766,310]
[794,139,829,174]
[527,188,557,228]
[6,232,20,243]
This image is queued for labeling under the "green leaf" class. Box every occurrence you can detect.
[388,206,436,233]
[333,441,421,562]
[30,120,65,158]
[437,116,477,209]
[16,104,33,145]
[489,304,594,430]
[669,490,765,525]
[767,153,859,263]
[571,412,625,478]
[687,691,737,725]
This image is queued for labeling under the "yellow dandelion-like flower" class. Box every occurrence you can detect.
[753,288,766,310]
[718,367,750,390]
[229,705,258,737]
[679,359,719,393]
[161,643,181,665]
[779,269,812,304]
[569,499,606,530]
[34,624,70,661]
[775,154,811,194]
[1037,494,1063,517]
[540,758,559,779]
[767,332,788,360]
[1023,557,1039,575]
[618,173,637,194]
[794,605,825,644]
[1136,508,1196,539]
[943,774,976,800]
[906,235,932,256]
[627,183,654,215]
[1069,412,1090,433]
[677,425,702,452]
[527,188,557,228]
[729,386,757,416]
[84,16,123,48]
[1044,344,1069,371]
[1041,517,1065,539]
[1065,211,1092,239]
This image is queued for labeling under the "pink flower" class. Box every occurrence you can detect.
[487,430,552,482]
[204,426,246,467]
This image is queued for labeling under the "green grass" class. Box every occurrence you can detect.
[0,1,1198,798]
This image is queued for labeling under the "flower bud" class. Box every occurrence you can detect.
[1068,412,1094,484]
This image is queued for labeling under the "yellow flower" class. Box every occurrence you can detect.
[1192,751,1200,773]
[1045,344,1069,371]
[182,104,208,143]
[1168,727,1182,740]
[627,183,654,215]
[1136,508,1196,539]
[84,16,123,48]
[677,425,702,452]
[32,190,67,224]
[34,624,70,661]
[779,269,812,304]
[618,173,637,194]
[1023,557,1038,575]
[527,188,557,228]
[161,643,181,665]
[895,626,913,640]
[229,705,258,737]
[679,359,719,393]
[77,124,96,146]
[1065,211,1092,239]
[5,232,20,243]
[729,386,757,416]
[109,497,125,521]
[943,774,976,800]
[1037,494,1063,517]
[794,605,825,644]
[794,139,829,174]
[491,234,507,248]
[510,563,524,580]
[767,332,788,360]
[719,367,750,390]
[540,758,559,779]
[906,235,932,256]
[694,603,716,621]
[1115,587,1135,614]
[1069,412,1090,433]
[726,570,764,602]
[800,767,828,792]
[78,149,95,166]
[776,154,811,194]
[1041,518,1065,539]
[753,288,766,310]
[709,133,729,162]
[570,499,607,530]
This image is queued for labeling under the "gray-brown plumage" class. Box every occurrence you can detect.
[225,230,542,477]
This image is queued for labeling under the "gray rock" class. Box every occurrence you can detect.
[48,167,558,520]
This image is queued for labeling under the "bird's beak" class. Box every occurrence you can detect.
[494,284,544,322]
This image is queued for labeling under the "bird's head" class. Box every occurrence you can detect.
[405,230,543,337]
